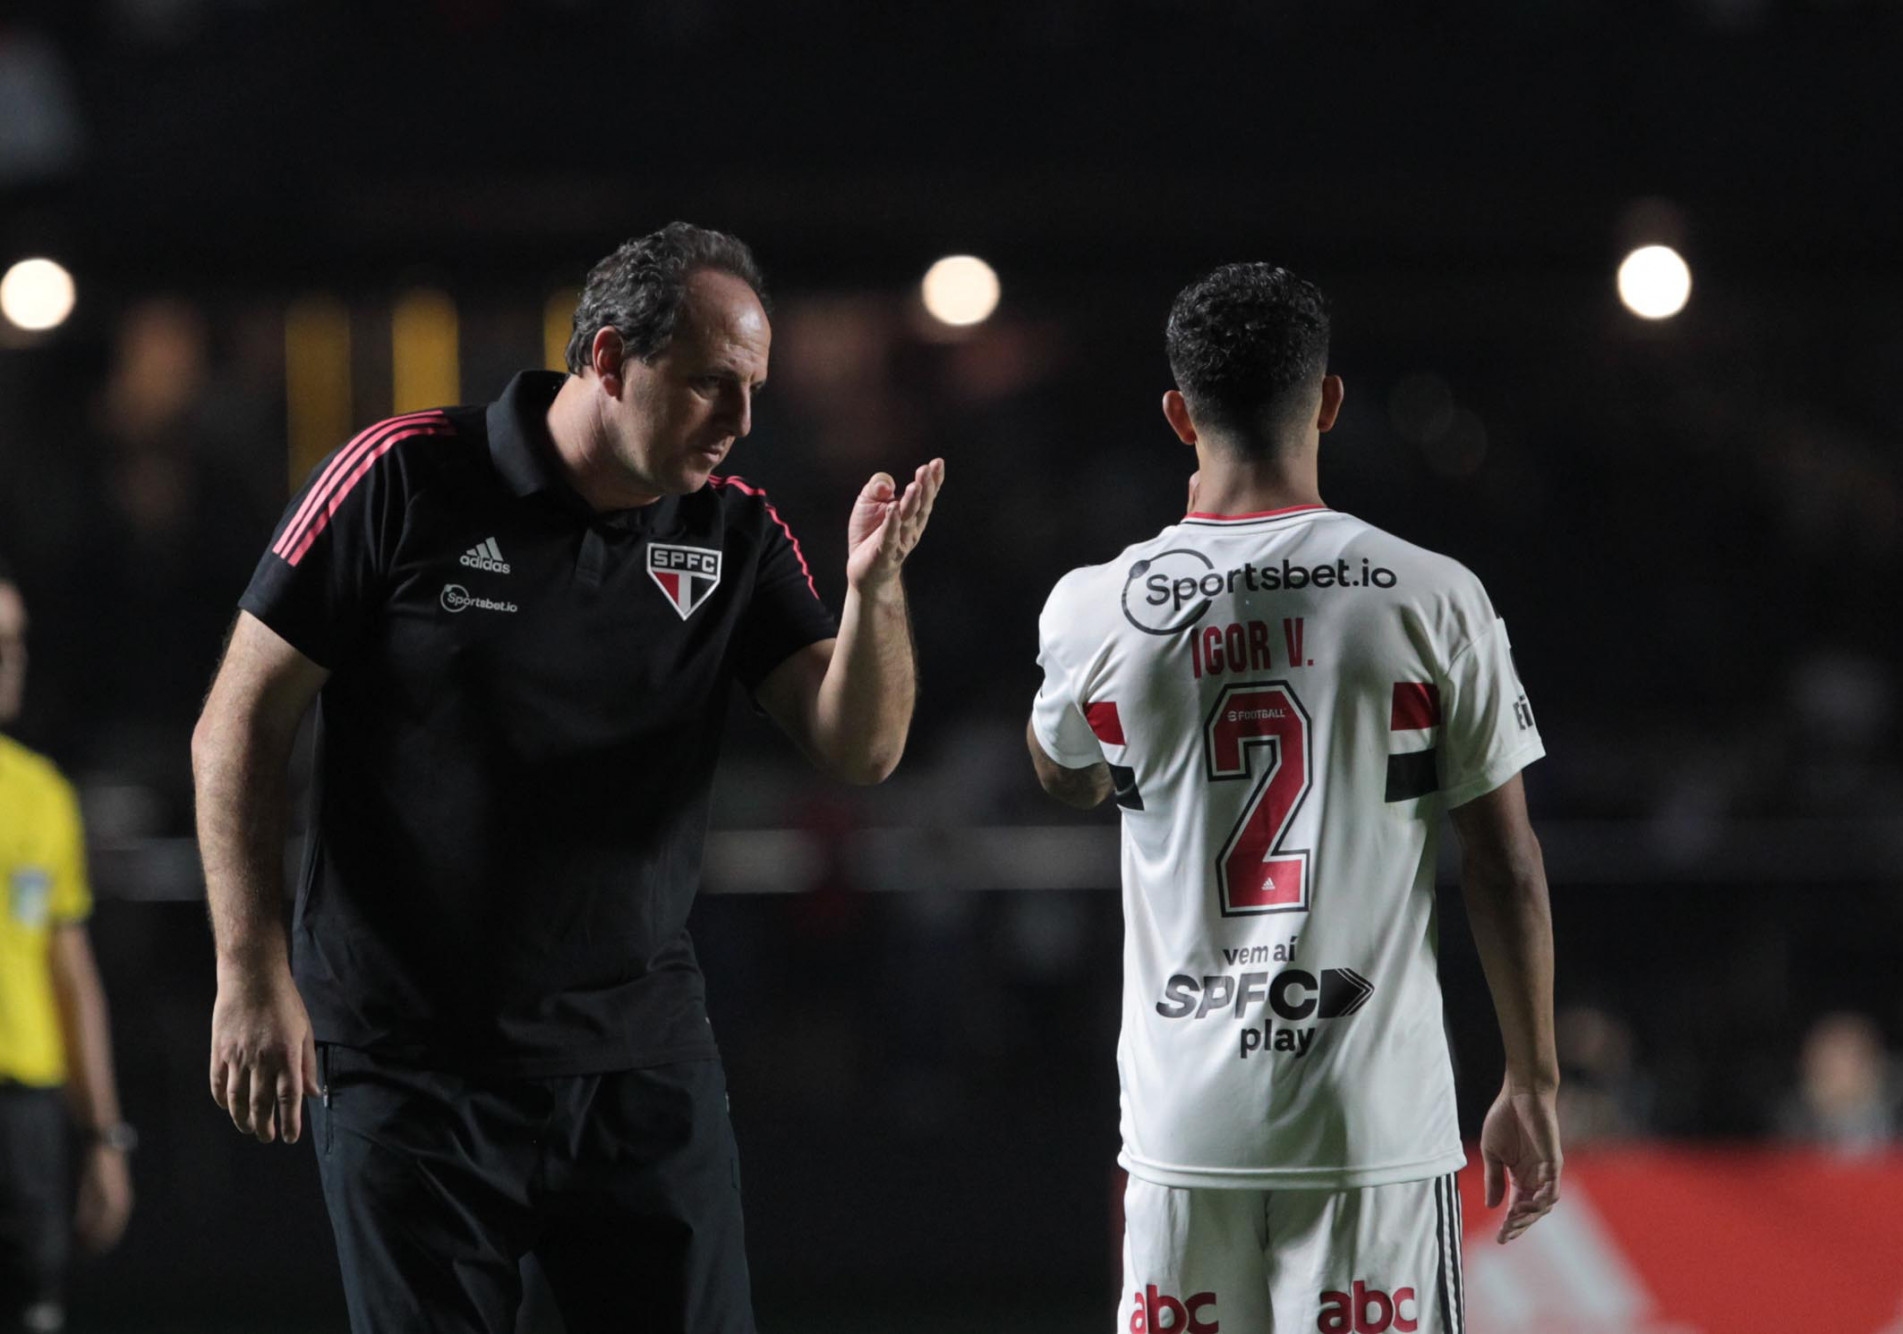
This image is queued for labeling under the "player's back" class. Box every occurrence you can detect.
[1032,504,1542,1189]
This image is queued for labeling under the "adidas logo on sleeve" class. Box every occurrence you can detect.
[460,538,511,574]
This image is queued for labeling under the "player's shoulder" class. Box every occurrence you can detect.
[308,405,477,493]
[702,471,783,516]
[344,405,470,457]
[1042,527,1174,610]
[1329,511,1491,600]
[699,473,812,548]
[1035,526,1191,650]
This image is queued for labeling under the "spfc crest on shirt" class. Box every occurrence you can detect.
[647,543,723,620]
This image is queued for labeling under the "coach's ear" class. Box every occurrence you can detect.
[590,328,627,396]
[1317,375,1345,433]
[1162,389,1198,445]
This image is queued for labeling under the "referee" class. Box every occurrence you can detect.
[0,557,135,1333]
[191,223,943,1334]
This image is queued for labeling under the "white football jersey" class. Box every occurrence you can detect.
[1032,503,1543,1190]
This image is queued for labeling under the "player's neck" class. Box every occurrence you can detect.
[1189,454,1323,518]
[545,376,664,512]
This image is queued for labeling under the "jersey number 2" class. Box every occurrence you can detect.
[1204,681,1313,916]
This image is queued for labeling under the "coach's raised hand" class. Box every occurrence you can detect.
[846,460,945,591]
[752,460,942,787]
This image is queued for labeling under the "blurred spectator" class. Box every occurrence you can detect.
[0,25,82,185]
[61,299,270,832]
[1778,1011,1898,1155]
[1555,1004,1653,1145]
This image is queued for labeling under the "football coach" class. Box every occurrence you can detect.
[192,222,944,1334]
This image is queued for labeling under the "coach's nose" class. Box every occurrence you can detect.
[723,382,752,440]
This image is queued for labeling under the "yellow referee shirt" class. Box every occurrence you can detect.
[0,732,91,1087]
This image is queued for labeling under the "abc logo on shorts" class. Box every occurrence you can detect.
[1128,1284,1218,1333]
[1317,1281,1418,1333]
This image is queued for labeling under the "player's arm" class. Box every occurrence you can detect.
[1450,772,1561,1244]
[757,460,944,786]
[191,610,329,1146]
[1025,719,1113,810]
[48,923,133,1251]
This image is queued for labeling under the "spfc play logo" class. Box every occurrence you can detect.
[647,543,722,620]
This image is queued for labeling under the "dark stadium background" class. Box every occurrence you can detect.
[3,2,1902,1330]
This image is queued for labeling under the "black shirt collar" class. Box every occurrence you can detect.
[487,370,568,499]
[486,370,679,533]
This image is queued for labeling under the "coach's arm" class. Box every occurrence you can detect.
[758,461,944,786]
[1025,719,1114,810]
[191,611,329,1147]
[1451,772,1562,1244]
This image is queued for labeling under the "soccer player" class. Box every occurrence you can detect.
[1027,265,1558,1333]
[192,223,943,1334]
[0,556,135,1334]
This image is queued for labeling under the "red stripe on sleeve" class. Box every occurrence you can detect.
[281,424,451,566]
[708,474,819,599]
[1085,701,1126,745]
[274,411,446,559]
[1390,682,1442,731]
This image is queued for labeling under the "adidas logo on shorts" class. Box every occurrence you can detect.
[460,538,511,574]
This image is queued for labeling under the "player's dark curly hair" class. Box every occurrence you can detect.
[564,222,769,374]
[1165,263,1330,449]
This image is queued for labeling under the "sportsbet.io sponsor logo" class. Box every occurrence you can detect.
[439,584,518,615]
[1122,550,1399,636]
[1123,550,1216,635]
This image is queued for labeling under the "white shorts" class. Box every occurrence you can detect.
[1119,1172,1465,1334]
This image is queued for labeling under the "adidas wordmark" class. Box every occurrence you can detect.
[460,538,511,574]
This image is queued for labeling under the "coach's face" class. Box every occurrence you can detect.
[0,581,26,726]
[610,269,770,496]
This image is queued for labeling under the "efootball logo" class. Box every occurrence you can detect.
[647,543,722,620]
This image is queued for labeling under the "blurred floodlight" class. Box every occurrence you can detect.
[1617,245,1692,320]
[392,288,459,412]
[0,257,76,332]
[921,255,1000,327]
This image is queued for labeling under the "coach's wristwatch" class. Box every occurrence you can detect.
[87,1121,139,1152]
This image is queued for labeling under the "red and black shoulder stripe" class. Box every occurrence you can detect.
[705,473,818,599]
[273,410,456,566]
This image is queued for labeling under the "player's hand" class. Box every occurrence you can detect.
[845,459,945,594]
[74,1141,133,1253]
[209,962,319,1145]
[1480,1080,1562,1243]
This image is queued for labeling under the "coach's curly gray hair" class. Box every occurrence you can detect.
[564,222,770,375]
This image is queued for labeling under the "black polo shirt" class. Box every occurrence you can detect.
[238,371,837,1076]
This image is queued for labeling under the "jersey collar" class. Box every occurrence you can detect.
[1181,503,1330,526]
[487,370,568,499]
[486,370,682,534]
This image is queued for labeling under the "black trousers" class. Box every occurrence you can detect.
[0,1085,66,1333]
[309,1048,756,1334]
